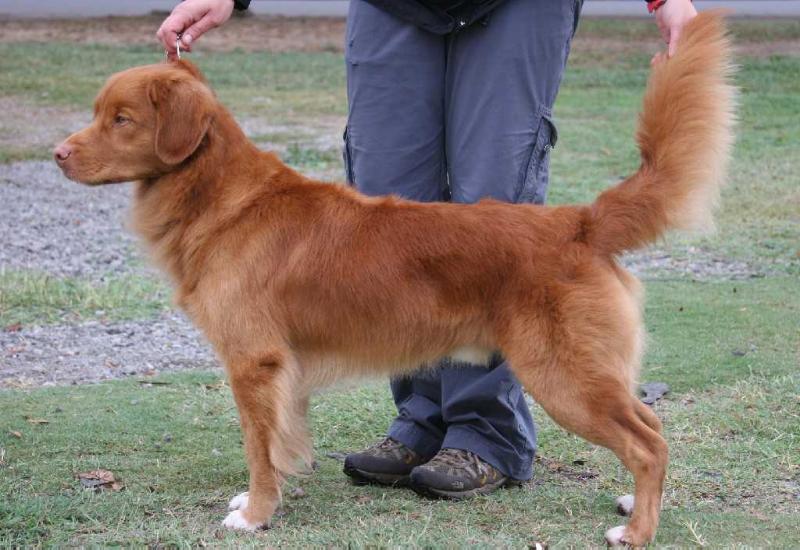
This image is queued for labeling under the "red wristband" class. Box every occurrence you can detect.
[647,0,668,13]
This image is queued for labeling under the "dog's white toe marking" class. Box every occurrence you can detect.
[228,491,249,511]
[615,494,635,517]
[222,509,259,531]
[605,525,628,547]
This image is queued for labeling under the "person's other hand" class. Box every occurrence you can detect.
[157,0,235,59]
[652,0,698,63]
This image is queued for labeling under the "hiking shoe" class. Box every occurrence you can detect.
[343,437,429,486]
[409,448,518,499]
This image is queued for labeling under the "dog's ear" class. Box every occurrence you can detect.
[149,76,215,165]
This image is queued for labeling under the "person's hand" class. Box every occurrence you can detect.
[653,0,698,63]
[157,0,235,60]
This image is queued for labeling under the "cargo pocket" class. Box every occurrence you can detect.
[342,126,355,185]
[516,111,558,205]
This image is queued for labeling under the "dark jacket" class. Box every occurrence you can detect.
[233,0,505,35]
[362,0,507,35]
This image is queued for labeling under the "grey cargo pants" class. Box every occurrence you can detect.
[343,0,581,480]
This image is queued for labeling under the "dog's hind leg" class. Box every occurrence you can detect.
[505,346,667,547]
[222,349,308,531]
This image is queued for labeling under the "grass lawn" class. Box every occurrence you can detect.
[1,16,799,548]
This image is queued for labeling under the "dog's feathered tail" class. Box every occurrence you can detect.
[585,11,736,256]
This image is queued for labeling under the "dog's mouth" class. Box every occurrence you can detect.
[56,159,127,186]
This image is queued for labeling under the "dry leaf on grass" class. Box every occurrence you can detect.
[204,379,227,391]
[77,469,124,492]
[25,416,49,425]
[9,431,22,438]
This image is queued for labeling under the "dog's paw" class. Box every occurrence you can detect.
[604,525,628,547]
[228,491,249,511]
[222,509,261,531]
[615,494,635,517]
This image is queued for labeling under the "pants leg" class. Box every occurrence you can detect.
[435,0,581,481]
[446,0,580,204]
[344,0,448,201]
[344,0,581,480]
[344,0,448,457]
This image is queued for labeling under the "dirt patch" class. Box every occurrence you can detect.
[0,97,89,154]
[622,248,765,281]
[1,15,798,58]
[0,14,346,53]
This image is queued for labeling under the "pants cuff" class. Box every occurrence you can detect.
[387,418,443,459]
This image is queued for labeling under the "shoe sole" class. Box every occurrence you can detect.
[343,464,411,487]
[411,477,520,500]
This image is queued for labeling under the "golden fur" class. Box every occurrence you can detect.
[54,13,735,545]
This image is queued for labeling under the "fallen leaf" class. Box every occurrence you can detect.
[640,382,670,405]
[4,323,22,332]
[204,379,227,390]
[9,431,22,438]
[355,495,372,504]
[77,469,124,492]
[25,417,49,425]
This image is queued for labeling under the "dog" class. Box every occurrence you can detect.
[54,13,734,546]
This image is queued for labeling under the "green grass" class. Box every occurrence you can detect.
[1,17,799,548]
[0,148,51,165]
[1,279,798,547]
[0,271,170,326]
[0,43,346,120]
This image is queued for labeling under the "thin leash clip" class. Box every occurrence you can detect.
[165,34,183,62]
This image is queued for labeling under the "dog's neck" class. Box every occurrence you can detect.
[131,104,288,300]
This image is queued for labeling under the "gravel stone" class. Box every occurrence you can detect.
[1,312,219,388]
[0,161,150,280]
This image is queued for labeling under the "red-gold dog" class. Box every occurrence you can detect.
[54,13,734,546]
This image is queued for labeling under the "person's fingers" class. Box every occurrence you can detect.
[180,33,194,52]
[667,26,682,58]
[157,10,196,54]
[181,13,222,50]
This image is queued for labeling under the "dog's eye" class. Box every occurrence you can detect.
[113,115,131,127]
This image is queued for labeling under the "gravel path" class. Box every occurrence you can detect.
[0,161,147,280]
[0,312,218,388]
[0,160,765,387]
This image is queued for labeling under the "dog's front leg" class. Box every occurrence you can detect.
[222,354,292,531]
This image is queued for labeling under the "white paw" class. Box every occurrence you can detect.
[616,494,635,517]
[605,525,628,547]
[222,509,260,531]
[228,491,249,511]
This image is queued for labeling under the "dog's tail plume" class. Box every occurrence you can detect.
[585,11,736,256]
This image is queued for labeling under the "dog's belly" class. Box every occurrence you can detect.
[444,346,495,366]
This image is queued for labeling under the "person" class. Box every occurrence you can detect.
[158,0,697,499]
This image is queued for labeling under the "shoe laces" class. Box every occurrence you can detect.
[430,448,485,471]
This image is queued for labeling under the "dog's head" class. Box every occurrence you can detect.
[54,60,216,185]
